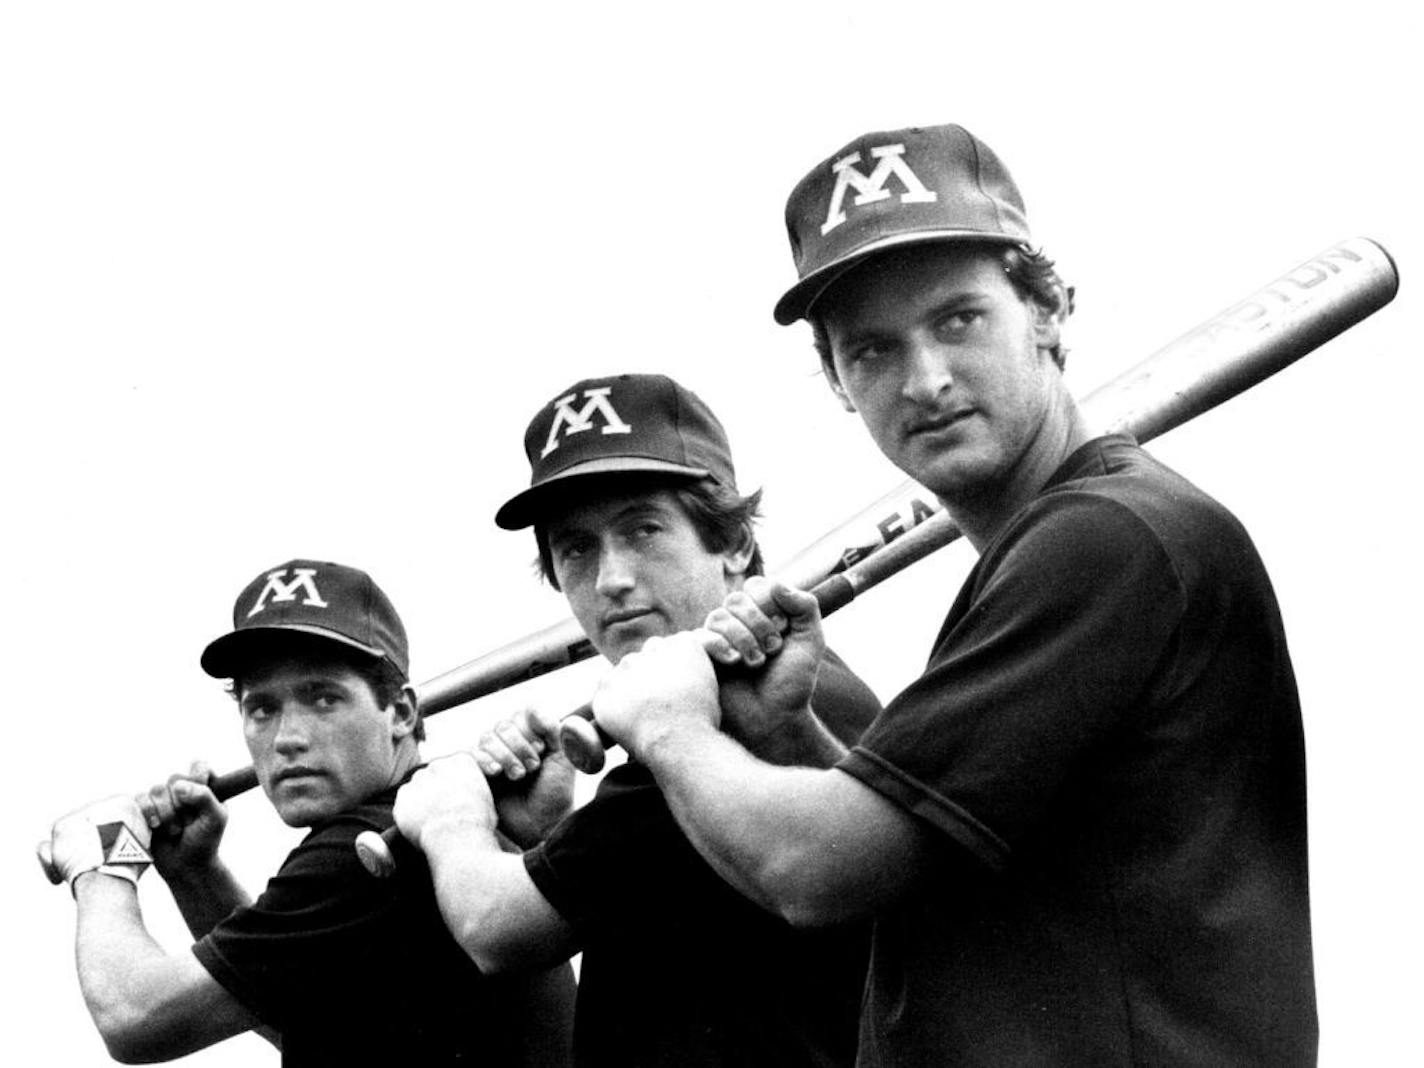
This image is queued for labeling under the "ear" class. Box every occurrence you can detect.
[1030,298,1065,363]
[720,524,757,582]
[388,684,421,742]
[822,364,857,412]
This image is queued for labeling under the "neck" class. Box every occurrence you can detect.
[946,394,1095,552]
[390,741,422,785]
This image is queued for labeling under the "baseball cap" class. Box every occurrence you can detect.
[774,123,1032,325]
[495,373,736,530]
[200,559,409,679]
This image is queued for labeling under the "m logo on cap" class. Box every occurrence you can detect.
[821,144,938,236]
[247,567,329,618]
[541,387,633,459]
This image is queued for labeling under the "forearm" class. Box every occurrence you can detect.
[639,718,924,925]
[73,874,256,1060]
[747,705,849,769]
[419,817,576,974]
[161,859,251,939]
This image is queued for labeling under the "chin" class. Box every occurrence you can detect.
[267,785,343,827]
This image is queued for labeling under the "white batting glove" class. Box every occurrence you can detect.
[50,795,154,892]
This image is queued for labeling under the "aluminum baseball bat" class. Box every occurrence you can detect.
[351,235,1398,878]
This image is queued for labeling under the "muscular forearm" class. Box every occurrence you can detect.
[73,874,257,1061]
[638,718,927,926]
[749,706,849,768]
[161,859,251,940]
[420,817,577,974]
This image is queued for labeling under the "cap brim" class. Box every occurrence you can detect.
[200,625,389,679]
[773,230,1026,326]
[495,457,712,530]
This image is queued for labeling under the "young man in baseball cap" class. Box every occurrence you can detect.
[588,125,1319,1065]
[393,373,882,1067]
[48,559,574,1066]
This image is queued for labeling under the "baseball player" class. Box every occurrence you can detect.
[48,559,574,1066]
[394,373,882,1067]
[588,125,1318,1065]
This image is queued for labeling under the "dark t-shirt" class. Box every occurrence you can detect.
[525,649,881,1068]
[839,435,1317,1066]
[194,785,558,1067]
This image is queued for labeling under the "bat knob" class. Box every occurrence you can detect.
[36,840,63,885]
[560,716,608,774]
[355,829,397,879]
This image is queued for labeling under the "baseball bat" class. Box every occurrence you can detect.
[349,235,1399,877]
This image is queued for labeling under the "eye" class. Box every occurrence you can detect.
[554,537,592,565]
[934,309,983,340]
[242,699,275,723]
[847,339,894,364]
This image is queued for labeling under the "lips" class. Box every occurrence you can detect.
[272,766,322,786]
[601,608,653,630]
[906,407,976,438]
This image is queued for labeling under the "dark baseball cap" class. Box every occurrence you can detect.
[495,373,737,530]
[200,559,409,679]
[774,123,1032,325]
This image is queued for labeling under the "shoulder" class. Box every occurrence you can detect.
[1016,440,1232,557]
[269,795,400,889]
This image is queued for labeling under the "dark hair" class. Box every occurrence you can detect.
[228,637,424,742]
[811,243,1075,373]
[533,476,764,590]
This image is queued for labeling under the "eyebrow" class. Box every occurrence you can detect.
[549,499,673,542]
[239,675,352,707]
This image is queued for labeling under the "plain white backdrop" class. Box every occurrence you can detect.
[3,3,1416,1063]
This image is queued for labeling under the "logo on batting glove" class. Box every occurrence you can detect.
[51,798,154,892]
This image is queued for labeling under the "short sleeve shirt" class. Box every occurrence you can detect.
[839,436,1317,1066]
[193,787,533,1066]
[525,650,881,1068]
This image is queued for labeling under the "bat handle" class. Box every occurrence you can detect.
[558,702,612,774]
[37,841,62,885]
[38,764,261,887]
[359,706,612,880]
[356,827,400,879]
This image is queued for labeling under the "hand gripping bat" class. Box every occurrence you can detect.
[346,235,1399,878]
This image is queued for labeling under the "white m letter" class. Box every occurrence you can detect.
[541,388,633,458]
[821,144,938,235]
[247,568,328,618]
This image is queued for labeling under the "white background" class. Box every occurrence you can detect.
[2,3,1416,1063]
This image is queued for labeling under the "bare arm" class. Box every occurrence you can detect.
[470,706,579,849]
[702,580,854,769]
[595,630,931,925]
[73,873,261,1062]
[136,764,252,938]
[395,753,580,973]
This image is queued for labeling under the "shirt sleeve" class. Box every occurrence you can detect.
[191,812,401,1031]
[838,489,1186,870]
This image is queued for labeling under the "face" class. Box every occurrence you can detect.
[545,487,750,664]
[238,653,413,827]
[819,244,1065,503]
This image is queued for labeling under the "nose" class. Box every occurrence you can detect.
[901,336,954,404]
[594,543,637,598]
[272,702,311,755]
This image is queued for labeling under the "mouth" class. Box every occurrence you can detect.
[601,607,654,629]
[272,766,323,787]
[906,408,976,438]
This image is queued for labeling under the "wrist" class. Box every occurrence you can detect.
[636,711,720,770]
[72,867,142,900]
[416,810,500,854]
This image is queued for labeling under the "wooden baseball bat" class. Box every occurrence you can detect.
[349,235,1399,878]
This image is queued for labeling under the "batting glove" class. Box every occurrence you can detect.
[50,796,154,892]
